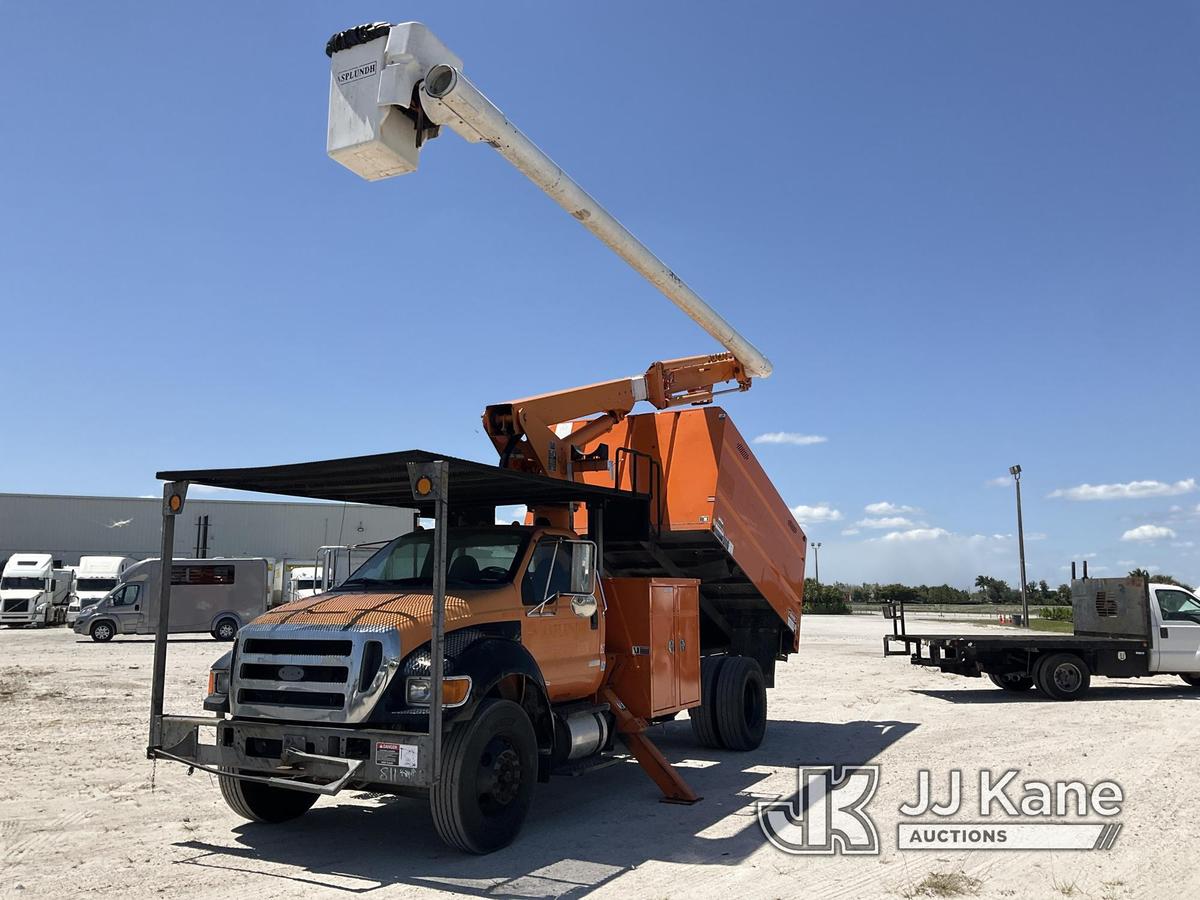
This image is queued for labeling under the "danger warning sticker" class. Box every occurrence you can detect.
[375,742,419,768]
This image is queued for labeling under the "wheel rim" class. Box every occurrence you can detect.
[95,625,111,640]
[218,622,235,639]
[476,735,522,814]
[1052,663,1082,692]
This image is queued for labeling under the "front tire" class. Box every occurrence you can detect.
[219,772,318,823]
[1035,653,1091,701]
[988,671,1035,692]
[90,621,115,643]
[712,655,768,751]
[431,698,538,854]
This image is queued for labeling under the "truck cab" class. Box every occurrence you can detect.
[284,565,327,603]
[68,556,133,624]
[213,525,603,726]
[1148,582,1200,673]
[0,553,72,627]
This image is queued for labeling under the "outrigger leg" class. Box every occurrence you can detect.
[599,686,701,805]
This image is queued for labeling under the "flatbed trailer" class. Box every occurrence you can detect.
[884,575,1200,700]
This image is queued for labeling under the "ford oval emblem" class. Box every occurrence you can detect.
[278,665,305,682]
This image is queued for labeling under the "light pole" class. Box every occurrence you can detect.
[1010,465,1029,629]
[812,541,822,585]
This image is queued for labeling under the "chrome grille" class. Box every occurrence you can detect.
[230,623,401,724]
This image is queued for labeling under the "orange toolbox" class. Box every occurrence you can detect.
[603,577,701,720]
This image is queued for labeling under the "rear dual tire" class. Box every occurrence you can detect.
[1035,653,1091,701]
[988,671,1035,692]
[688,655,768,751]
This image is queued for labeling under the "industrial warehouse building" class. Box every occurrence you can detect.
[0,492,414,566]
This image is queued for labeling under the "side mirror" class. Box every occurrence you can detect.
[566,541,596,596]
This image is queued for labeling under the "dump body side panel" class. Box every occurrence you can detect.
[578,408,805,653]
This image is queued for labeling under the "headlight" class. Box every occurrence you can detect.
[35,602,48,612]
[405,675,471,707]
[206,650,234,698]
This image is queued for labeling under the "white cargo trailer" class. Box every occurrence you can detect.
[73,557,268,642]
[1,553,73,627]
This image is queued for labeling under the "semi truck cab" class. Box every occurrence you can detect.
[0,553,72,627]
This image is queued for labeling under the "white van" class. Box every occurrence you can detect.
[67,556,133,624]
[1,554,74,627]
[73,558,268,643]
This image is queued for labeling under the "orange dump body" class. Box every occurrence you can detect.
[574,407,806,662]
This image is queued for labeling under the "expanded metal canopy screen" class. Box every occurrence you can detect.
[157,449,647,515]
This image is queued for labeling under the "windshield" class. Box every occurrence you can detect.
[294,579,319,591]
[77,577,118,592]
[339,528,531,590]
[1,577,44,591]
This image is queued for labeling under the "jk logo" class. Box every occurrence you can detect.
[757,765,881,855]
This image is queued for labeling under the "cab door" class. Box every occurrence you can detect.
[519,537,604,701]
[1150,587,1200,673]
[110,584,144,634]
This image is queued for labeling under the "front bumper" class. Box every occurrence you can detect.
[151,714,437,793]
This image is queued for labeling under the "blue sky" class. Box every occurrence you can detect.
[1,3,1197,588]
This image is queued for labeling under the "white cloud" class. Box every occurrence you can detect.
[1050,479,1197,501]
[790,503,843,525]
[856,516,916,529]
[1117,559,1135,567]
[1026,532,1048,541]
[840,527,861,536]
[864,501,919,515]
[753,432,828,446]
[826,528,1014,586]
[1121,524,1177,542]
[880,527,952,542]
[1171,541,1196,549]
[985,476,1011,488]
[495,504,528,525]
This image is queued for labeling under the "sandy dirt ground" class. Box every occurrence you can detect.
[1,615,1196,900]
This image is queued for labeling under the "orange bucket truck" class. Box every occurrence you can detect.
[143,22,805,853]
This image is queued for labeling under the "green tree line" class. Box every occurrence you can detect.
[803,569,1194,615]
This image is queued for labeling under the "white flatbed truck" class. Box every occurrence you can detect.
[885,574,1200,699]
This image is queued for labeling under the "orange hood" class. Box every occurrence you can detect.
[252,589,510,644]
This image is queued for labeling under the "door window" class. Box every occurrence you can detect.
[113,584,142,607]
[521,540,573,605]
[1156,589,1200,625]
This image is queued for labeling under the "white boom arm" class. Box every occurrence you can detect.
[325,22,773,379]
